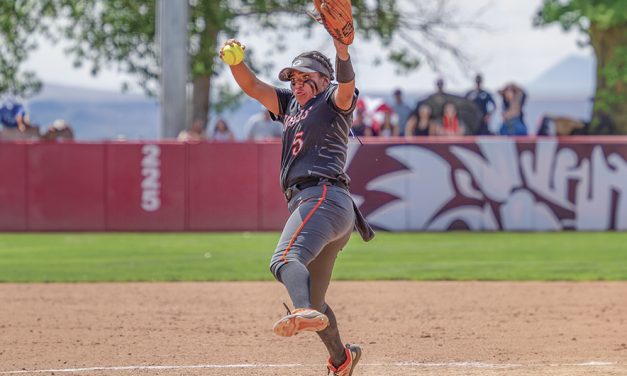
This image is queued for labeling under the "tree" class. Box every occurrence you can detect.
[535,0,627,134]
[0,1,58,97]
[2,0,482,134]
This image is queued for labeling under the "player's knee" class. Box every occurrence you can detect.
[269,254,307,281]
[269,259,284,281]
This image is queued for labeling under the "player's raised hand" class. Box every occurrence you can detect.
[219,39,246,66]
[333,38,350,60]
[220,39,245,52]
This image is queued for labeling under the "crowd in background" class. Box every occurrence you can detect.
[1,72,586,142]
[357,75,530,139]
[177,106,283,142]
[180,73,540,143]
[353,75,588,138]
[0,98,74,142]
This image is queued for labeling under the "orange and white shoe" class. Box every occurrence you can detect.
[327,344,362,376]
[272,306,329,337]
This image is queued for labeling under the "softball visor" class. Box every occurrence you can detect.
[278,56,332,81]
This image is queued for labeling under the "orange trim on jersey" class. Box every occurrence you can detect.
[280,184,328,262]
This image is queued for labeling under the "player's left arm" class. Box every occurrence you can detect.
[332,39,355,112]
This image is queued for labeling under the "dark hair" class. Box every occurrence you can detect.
[296,51,334,81]
[215,118,228,129]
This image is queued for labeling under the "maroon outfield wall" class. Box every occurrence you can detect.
[0,137,625,231]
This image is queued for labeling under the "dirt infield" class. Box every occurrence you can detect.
[1,282,626,375]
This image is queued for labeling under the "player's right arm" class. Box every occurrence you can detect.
[221,40,279,115]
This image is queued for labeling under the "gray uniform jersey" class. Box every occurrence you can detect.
[268,83,374,298]
[272,84,359,191]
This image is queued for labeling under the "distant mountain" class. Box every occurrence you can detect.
[29,84,159,140]
[28,83,276,141]
[33,83,147,103]
[526,54,596,97]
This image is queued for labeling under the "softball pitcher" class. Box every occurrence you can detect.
[220,17,373,376]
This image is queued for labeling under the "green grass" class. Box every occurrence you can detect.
[0,232,626,282]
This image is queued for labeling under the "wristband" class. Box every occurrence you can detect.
[335,55,355,83]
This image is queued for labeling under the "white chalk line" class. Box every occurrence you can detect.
[0,361,619,374]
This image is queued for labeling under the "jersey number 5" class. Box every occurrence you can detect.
[291,131,304,156]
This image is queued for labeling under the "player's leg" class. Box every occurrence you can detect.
[269,186,354,336]
[269,198,336,309]
[270,256,329,337]
[310,230,363,375]
[269,186,353,305]
[308,231,351,367]
[269,206,337,336]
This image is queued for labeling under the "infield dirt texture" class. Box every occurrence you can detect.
[1,281,626,375]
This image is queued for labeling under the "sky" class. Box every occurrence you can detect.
[24,0,593,96]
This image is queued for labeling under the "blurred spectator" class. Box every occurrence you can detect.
[177,118,207,141]
[245,111,282,141]
[537,115,585,136]
[391,89,412,136]
[504,83,528,122]
[434,102,466,136]
[465,74,496,135]
[435,78,446,95]
[378,111,400,138]
[0,98,28,131]
[424,78,451,120]
[351,108,373,137]
[42,119,74,141]
[499,83,528,136]
[0,98,36,140]
[211,118,235,142]
[405,103,435,137]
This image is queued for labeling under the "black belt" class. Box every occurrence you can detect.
[284,178,347,202]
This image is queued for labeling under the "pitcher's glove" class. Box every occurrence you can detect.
[310,0,354,45]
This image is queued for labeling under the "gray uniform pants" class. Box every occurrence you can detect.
[269,184,355,311]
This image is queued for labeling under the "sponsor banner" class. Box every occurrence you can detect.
[106,143,186,231]
[347,138,627,231]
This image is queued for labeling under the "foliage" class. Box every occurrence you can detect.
[0,1,58,96]
[535,0,627,31]
[54,0,159,95]
[594,45,627,113]
[535,0,627,134]
[0,0,483,125]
